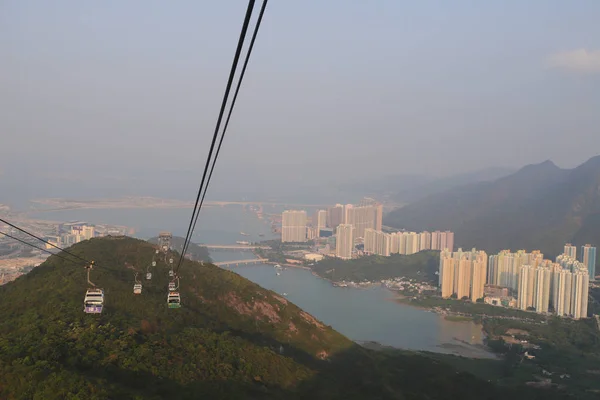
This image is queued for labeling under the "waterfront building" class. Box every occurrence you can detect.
[335,224,354,260]
[439,248,487,302]
[364,229,391,256]
[281,210,307,243]
[315,210,327,238]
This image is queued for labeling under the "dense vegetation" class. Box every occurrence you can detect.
[311,251,439,283]
[148,235,212,263]
[0,237,571,399]
[385,156,600,266]
[398,296,547,321]
[254,239,312,264]
[480,317,600,397]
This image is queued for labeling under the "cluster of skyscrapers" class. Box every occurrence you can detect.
[439,248,488,302]
[281,199,453,261]
[45,223,96,248]
[441,244,596,319]
[281,199,383,244]
[364,229,454,257]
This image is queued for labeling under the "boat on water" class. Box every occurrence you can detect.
[239,231,250,236]
[276,271,281,276]
[236,241,250,245]
[274,264,281,268]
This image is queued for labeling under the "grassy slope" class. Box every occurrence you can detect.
[0,237,571,399]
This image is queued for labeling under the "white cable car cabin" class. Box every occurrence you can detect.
[168,282,176,291]
[167,292,181,308]
[169,270,174,277]
[84,288,104,314]
[133,283,142,294]
[146,272,152,280]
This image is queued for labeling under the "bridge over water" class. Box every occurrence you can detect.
[214,258,268,267]
[203,244,271,251]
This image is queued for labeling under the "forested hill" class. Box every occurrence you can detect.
[0,237,568,399]
[148,235,212,263]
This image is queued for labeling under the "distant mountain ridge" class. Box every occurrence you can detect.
[385,156,600,261]
[336,167,515,203]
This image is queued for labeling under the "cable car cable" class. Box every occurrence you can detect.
[175,0,268,276]
[0,217,92,264]
[0,231,83,265]
[176,0,257,271]
[177,0,256,267]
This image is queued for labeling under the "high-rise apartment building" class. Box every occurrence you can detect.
[564,243,577,259]
[431,231,440,250]
[518,265,535,310]
[439,248,487,302]
[444,231,454,252]
[314,210,327,237]
[419,231,431,252]
[581,244,596,280]
[327,204,344,231]
[281,210,307,242]
[364,229,391,256]
[471,252,488,301]
[335,224,354,260]
[533,266,551,313]
[345,204,382,240]
[552,253,589,318]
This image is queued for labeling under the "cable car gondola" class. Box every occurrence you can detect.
[83,262,104,314]
[167,292,181,308]
[168,282,176,291]
[84,288,104,313]
[133,283,142,294]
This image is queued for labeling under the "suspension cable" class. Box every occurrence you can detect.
[0,230,84,265]
[176,0,269,275]
[176,0,257,272]
[0,217,92,264]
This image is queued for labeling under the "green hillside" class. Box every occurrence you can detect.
[0,237,570,399]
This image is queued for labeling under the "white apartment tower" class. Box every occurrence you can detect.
[564,243,577,259]
[281,210,308,243]
[335,224,354,260]
[315,210,327,237]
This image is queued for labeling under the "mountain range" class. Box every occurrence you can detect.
[0,236,562,399]
[385,156,600,261]
[336,167,515,204]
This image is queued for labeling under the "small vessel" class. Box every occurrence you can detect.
[276,271,281,276]
[236,241,250,245]
[239,231,250,236]
[274,264,281,268]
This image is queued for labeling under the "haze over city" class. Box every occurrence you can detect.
[2,0,600,204]
[2,2,600,398]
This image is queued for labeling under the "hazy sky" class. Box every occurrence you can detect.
[2,0,600,197]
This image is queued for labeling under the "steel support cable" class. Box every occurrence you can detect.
[175,0,257,272]
[176,0,269,276]
[0,217,93,264]
[0,230,82,265]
